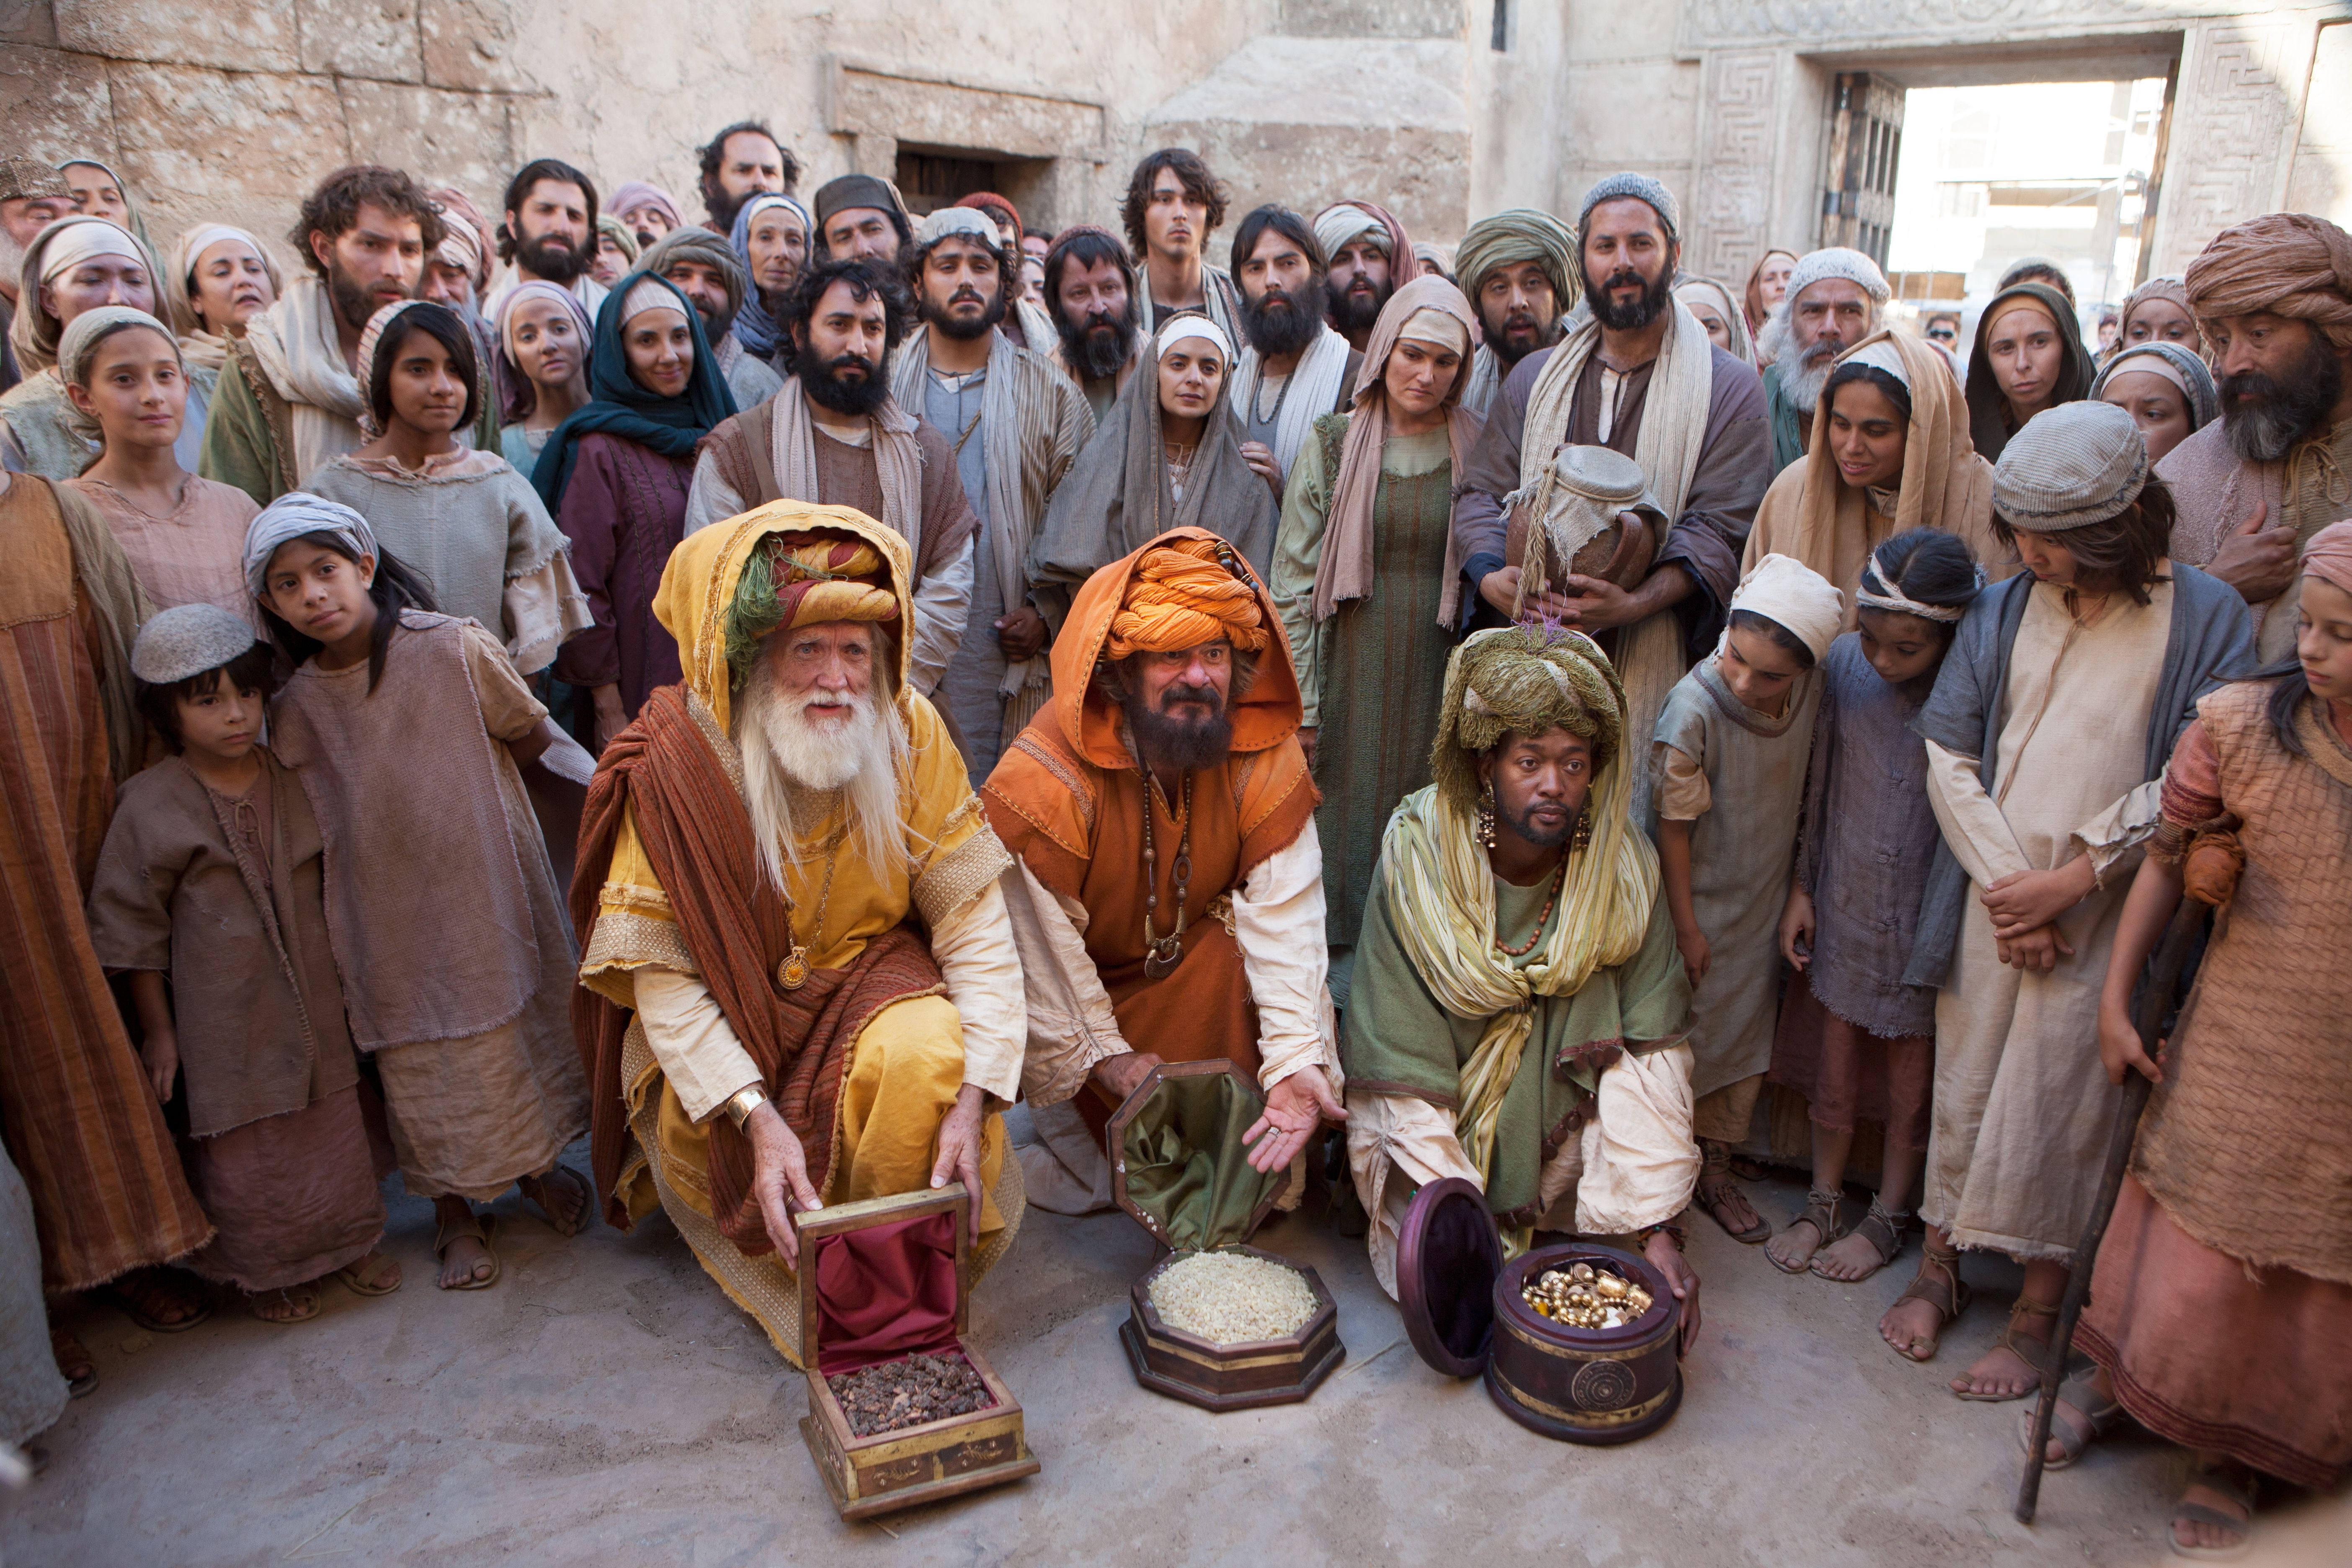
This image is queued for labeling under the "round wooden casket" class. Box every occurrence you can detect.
[1395,1178,1682,1444]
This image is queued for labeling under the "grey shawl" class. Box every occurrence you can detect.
[1026,335,1278,629]
[1902,564,2255,988]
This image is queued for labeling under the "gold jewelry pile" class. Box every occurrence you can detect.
[1523,1261,1654,1329]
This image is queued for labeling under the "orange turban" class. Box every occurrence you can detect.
[2183,213,2352,351]
[1104,536,1271,659]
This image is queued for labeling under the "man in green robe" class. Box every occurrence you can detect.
[1342,624,1701,1336]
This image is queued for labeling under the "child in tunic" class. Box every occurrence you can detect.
[1764,529,1982,1282]
[245,492,598,1292]
[303,300,587,677]
[1880,402,2251,1399]
[1653,552,1845,1242]
[85,605,395,1322]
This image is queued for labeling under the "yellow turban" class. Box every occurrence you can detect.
[1104,536,1271,659]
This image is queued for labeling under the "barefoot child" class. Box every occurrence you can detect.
[245,492,596,1290]
[1764,530,1981,1281]
[1653,552,1846,1242]
[1883,403,2251,1398]
[85,604,397,1321]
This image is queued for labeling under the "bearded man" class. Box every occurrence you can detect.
[1453,209,1579,419]
[1756,248,1888,475]
[2157,212,2352,663]
[0,158,70,395]
[575,506,1025,1366]
[201,166,495,504]
[1342,626,1699,1338]
[696,121,796,233]
[687,255,977,711]
[1230,206,1362,494]
[951,192,1057,357]
[812,174,911,265]
[485,158,606,318]
[1450,172,1772,818]
[888,208,1093,782]
[1041,225,1143,423]
[984,529,1344,1214]
[1314,199,1414,354]
[640,226,785,410]
[1121,149,1242,340]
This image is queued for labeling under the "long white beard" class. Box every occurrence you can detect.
[734,675,909,895]
[1773,327,1838,415]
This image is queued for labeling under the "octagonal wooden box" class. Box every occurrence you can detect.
[1106,1060,1346,1412]
[795,1184,1039,1520]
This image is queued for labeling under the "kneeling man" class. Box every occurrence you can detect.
[984,528,1344,1211]
[574,503,1025,1366]
[1345,624,1701,1336]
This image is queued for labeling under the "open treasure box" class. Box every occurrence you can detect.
[1107,1060,1345,1411]
[1396,1177,1683,1444]
[795,1184,1039,1520]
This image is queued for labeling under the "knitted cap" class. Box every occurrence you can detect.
[1578,173,1679,242]
[1785,247,1890,307]
[1990,401,2148,533]
[131,603,259,684]
[0,156,68,204]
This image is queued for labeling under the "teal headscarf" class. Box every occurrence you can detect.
[531,271,737,511]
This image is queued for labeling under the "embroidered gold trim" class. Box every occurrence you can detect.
[1011,733,1095,837]
[598,882,676,920]
[913,823,1016,929]
[686,688,746,795]
[582,909,700,977]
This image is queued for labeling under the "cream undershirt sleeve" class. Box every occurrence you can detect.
[633,967,762,1124]
[1234,825,1343,1095]
[1651,742,1712,822]
[1572,1043,1701,1237]
[2070,779,2163,887]
[928,879,1024,1105]
[1000,861,1131,1106]
[1924,738,2035,887]
[682,448,744,536]
[908,536,974,696]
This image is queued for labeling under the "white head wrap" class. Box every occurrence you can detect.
[622,276,685,323]
[1730,552,1846,663]
[496,279,593,361]
[178,225,256,275]
[244,491,378,602]
[1314,204,1386,260]
[131,603,261,685]
[1785,247,1891,308]
[1396,306,1470,355]
[57,304,177,387]
[1855,552,1967,623]
[1155,312,1233,365]
[740,193,807,235]
[39,217,146,284]
[913,205,998,250]
[1841,336,1911,388]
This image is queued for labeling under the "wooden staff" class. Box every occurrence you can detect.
[2013,892,2211,1525]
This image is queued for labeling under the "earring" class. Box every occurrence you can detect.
[1570,807,1594,854]
[1476,782,1498,848]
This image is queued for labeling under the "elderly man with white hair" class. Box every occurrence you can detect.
[573,503,1027,1369]
[1757,247,1890,477]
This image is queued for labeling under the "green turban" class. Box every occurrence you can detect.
[1453,209,1581,313]
[1430,624,1625,813]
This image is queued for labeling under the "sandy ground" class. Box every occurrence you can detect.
[2,1124,2328,1568]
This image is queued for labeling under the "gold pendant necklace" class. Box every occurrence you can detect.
[775,827,849,991]
[1140,771,1194,982]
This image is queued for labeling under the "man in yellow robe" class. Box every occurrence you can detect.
[573,502,1026,1366]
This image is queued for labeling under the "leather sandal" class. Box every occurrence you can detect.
[1885,1236,1972,1362]
[1957,1295,2059,1403]
[433,1210,500,1291]
[248,1281,324,1325]
[2016,1371,2121,1471]
[1813,1197,1908,1281]
[1769,1188,1846,1274]
[334,1251,401,1297]
[48,1328,95,1398]
[1695,1145,1771,1243]
[2171,1455,2257,1561]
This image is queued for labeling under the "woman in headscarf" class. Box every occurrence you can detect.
[608,181,683,249]
[2092,340,2217,468]
[1964,280,2093,464]
[164,224,282,375]
[589,214,637,289]
[1028,312,1277,628]
[1744,248,1798,336]
[1675,274,1754,366]
[727,192,809,374]
[2112,276,2202,359]
[58,158,155,253]
[1271,276,1481,998]
[1,214,186,478]
[1745,327,2005,615]
[534,272,735,747]
[307,299,585,676]
[493,279,593,472]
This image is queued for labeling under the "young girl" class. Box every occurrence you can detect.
[495,281,593,473]
[1653,553,1846,1241]
[305,300,586,678]
[58,306,259,623]
[1764,529,1982,1281]
[85,604,395,1322]
[244,492,595,1291]
[1883,402,2252,1398]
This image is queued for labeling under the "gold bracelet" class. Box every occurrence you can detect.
[722,1085,769,1130]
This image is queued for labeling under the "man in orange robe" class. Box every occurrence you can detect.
[982,527,1345,1212]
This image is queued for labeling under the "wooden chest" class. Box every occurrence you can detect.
[794,1185,1040,1519]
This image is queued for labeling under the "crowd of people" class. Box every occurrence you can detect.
[0,121,2345,1559]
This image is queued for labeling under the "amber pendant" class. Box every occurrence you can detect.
[777,946,810,990]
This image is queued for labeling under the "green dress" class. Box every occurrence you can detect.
[1271,413,1457,1000]
[1342,853,1692,1223]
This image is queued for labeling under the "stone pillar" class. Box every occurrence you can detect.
[2145,13,2322,273]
